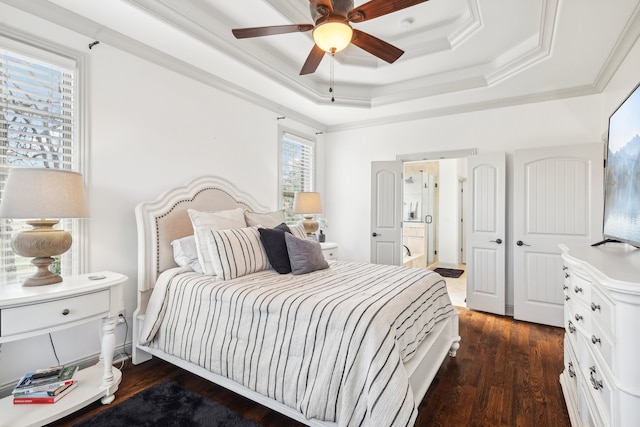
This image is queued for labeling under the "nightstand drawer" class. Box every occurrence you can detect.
[320,242,338,261]
[1,290,110,337]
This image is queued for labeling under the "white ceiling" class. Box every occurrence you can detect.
[4,0,640,130]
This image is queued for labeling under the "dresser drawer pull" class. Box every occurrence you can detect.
[562,265,568,271]
[563,284,568,290]
[62,308,70,316]
[568,362,576,378]
[591,335,601,345]
[574,286,583,293]
[565,272,570,279]
[568,320,576,333]
[565,295,570,301]
[575,313,583,322]
[589,367,603,391]
[591,302,601,312]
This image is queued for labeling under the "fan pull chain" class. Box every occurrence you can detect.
[330,48,336,103]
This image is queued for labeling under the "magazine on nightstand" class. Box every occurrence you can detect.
[11,365,78,396]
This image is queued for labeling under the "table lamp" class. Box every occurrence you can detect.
[293,192,323,236]
[0,168,89,286]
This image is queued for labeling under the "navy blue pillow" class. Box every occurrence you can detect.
[258,223,292,274]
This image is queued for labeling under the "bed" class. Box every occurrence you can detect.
[133,176,460,427]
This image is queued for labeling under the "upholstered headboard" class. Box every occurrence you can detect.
[135,176,269,293]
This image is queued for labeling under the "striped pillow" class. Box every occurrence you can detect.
[205,226,270,280]
[289,222,308,239]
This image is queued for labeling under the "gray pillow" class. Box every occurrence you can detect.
[285,233,329,275]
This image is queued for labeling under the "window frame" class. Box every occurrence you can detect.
[278,127,317,224]
[0,29,88,284]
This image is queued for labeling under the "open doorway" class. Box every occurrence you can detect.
[401,158,467,307]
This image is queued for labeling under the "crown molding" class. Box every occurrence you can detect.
[592,0,640,92]
[325,85,601,133]
[2,0,639,132]
[0,0,328,131]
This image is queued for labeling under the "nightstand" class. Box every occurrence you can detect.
[0,271,127,427]
[320,242,338,261]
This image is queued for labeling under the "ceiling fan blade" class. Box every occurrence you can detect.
[348,0,429,23]
[300,44,325,75]
[232,24,314,39]
[351,29,404,63]
[309,0,333,17]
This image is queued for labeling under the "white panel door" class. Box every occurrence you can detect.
[466,153,506,315]
[371,161,402,265]
[514,143,604,327]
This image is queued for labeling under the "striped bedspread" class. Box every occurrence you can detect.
[140,261,455,426]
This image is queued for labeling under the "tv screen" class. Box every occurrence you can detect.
[603,82,640,248]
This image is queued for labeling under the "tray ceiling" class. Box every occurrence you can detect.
[5,0,640,130]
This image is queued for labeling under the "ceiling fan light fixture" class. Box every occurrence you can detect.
[313,21,353,53]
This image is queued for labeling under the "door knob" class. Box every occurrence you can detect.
[372,232,381,237]
[516,240,530,246]
[490,238,503,244]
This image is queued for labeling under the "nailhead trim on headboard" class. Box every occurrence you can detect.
[153,186,253,274]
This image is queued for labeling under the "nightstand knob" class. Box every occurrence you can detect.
[591,335,601,345]
[62,308,70,316]
[574,286,582,293]
[591,302,601,312]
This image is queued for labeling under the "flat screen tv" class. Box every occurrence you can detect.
[601,82,640,248]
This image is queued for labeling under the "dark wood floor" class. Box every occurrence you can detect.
[49,308,570,427]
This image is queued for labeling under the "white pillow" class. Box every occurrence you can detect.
[244,209,285,228]
[205,226,270,280]
[170,235,203,273]
[188,208,247,275]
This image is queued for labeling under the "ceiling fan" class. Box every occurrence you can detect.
[232,0,429,75]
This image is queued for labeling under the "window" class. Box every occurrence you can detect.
[279,130,315,223]
[0,40,82,284]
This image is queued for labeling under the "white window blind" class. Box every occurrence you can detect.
[280,131,315,223]
[0,45,78,284]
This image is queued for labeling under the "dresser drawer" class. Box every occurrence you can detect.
[568,270,591,306]
[590,320,613,371]
[1,290,110,337]
[566,299,590,336]
[564,335,579,396]
[590,287,614,338]
[581,352,612,426]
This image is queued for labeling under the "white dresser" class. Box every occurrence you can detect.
[559,243,640,427]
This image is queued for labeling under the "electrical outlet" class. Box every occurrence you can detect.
[117,309,126,324]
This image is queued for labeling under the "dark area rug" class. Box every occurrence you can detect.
[433,267,464,278]
[71,381,261,427]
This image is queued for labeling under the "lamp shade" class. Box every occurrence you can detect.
[0,168,89,219]
[293,192,323,215]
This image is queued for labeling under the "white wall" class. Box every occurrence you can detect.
[323,95,603,311]
[324,33,640,312]
[0,8,322,391]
